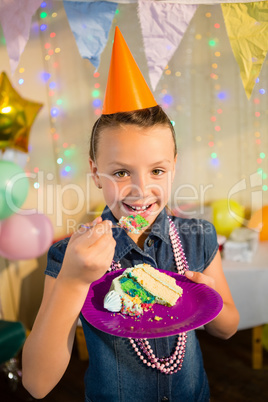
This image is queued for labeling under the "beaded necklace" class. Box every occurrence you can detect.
[109,217,189,375]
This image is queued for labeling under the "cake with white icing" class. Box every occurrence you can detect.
[104,264,183,317]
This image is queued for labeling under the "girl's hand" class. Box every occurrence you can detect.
[58,217,116,287]
[185,270,216,290]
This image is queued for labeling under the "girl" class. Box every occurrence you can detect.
[22,28,239,402]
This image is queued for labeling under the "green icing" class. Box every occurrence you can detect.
[119,276,155,303]
[135,214,149,227]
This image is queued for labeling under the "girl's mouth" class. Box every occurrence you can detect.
[122,202,154,217]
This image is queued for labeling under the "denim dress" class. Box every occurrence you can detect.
[45,207,218,402]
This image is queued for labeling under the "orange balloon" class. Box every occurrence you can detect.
[248,205,268,241]
[102,27,157,115]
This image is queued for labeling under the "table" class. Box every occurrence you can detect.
[222,241,268,369]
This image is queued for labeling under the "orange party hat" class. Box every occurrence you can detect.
[102,26,157,115]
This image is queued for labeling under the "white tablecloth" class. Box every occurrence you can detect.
[222,242,268,330]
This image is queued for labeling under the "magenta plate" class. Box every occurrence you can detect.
[81,269,223,338]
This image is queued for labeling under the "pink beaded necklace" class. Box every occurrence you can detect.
[109,217,189,375]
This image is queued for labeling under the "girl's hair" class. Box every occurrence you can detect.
[89,105,177,162]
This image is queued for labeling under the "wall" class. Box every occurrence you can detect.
[0,1,267,326]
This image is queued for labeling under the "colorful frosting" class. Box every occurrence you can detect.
[118,214,149,234]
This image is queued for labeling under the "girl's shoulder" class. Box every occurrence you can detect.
[44,237,70,278]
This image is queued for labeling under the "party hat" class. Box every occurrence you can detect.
[102,26,157,114]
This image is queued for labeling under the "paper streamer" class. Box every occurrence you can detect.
[63,0,118,69]
[0,0,43,74]
[61,1,265,4]
[138,0,198,90]
[222,2,268,99]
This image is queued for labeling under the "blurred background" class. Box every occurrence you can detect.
[0,2,267,400]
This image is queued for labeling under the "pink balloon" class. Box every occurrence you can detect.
[0,213,54,260]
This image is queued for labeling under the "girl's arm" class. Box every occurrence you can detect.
[22,219,116,399]
[185,250,240,339]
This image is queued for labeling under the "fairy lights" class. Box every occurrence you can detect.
[50,107,59,117]
[92,71,102,117]
[162,94,173,105]
[252,75,267,192]
[35,1,75,181]
[217,91,227,100]
[41,72,51,82]
[92,89,100,98]
[40,24,47,31]
[7,2,266,201]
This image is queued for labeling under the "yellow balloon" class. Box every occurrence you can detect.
[0,71,43,153]
[212,199,245,237]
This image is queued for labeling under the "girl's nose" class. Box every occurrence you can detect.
[130,174,149,198]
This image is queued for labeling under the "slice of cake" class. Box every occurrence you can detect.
[104,264,183,317]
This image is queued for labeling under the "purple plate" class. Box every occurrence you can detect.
[81,269,223,338]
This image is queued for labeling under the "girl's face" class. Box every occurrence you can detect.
[90,124,177,227]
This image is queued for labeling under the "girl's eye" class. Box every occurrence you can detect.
[152,169,164,176]
[115,171,129,178]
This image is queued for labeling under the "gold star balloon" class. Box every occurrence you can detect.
[0,71,43,153]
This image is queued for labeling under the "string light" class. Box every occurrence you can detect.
[217,91,227,100]
[50,107,59,117]
[40,24,47,31]
[92,89,100,97]
[11,3,267,198]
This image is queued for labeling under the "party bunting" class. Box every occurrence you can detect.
[63,0,118,69]
[138,0,198,90]
[0,0,42,74]
[61,1,265,4]
[221,2,268,99]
